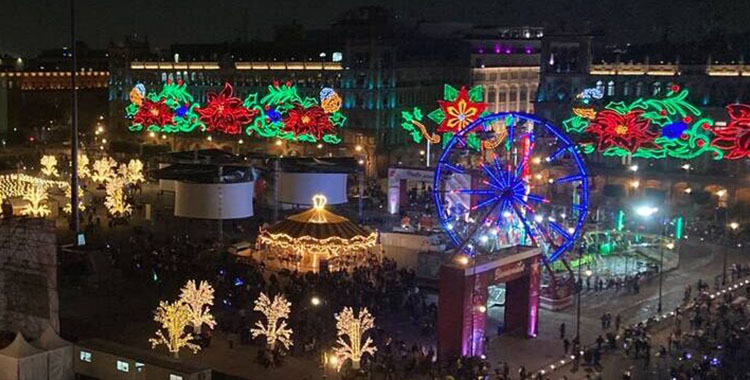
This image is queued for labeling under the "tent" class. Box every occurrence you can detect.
[0,332,48,380]
[34,325,73,380]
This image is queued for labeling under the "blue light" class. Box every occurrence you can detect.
[234,277,244,286]
[267,109,282,122]
[175,105,188,118]
[662,121,688,139]
[433,112,589,262]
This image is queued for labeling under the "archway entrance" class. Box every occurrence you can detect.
[438,247,542,358]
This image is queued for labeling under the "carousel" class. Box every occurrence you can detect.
[257,194,378,272]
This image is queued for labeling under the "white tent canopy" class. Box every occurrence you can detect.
[34,325,73,380]
[0,332,49,380]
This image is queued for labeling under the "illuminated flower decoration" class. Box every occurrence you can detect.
[197,83,257,135]
[134,99,174,128]
[129,84,146,106]
[586,110,658,152]
[267,109,282,123]
[282,105,334,140]
[710,104,750,159]
[436,87,487,133]
[661,121,689,140]
[572,106,597,120]
[320,87,342,114]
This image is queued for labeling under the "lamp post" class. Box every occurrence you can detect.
[575,243,584,341]
[657,221,668,312]
[723,222,740,285]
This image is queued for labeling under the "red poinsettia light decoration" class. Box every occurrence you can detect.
[586,110,658,152]
[436,87,487,133]
[282,105,334,139]
[710,104,750,159]
[197,83,257,135]
[134,99,174,127]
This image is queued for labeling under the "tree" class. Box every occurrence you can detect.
[149,300,200,358]
[104,176,132,216]
[91,156,116,184]
[77,152,91,179]
[40,155,59,177]
[250,292,293,350]
[22,184,51,217]
[63,185,85,214]
[178,280,217,333]
[333,307,377,370]
[125,159,145,185]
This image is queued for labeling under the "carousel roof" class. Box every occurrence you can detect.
[261,195,374,241]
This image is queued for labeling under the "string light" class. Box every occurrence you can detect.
[333,307,377,370]
[178,280,217,333]
[40,155,59,177]
[149,300,201,358]
[22,184,51,217]
[250,292,293,350]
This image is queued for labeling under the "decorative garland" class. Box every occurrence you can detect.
[126,81,204,134]
[400,84,504,151]
[125,81,346,144]
[562,86,724,160]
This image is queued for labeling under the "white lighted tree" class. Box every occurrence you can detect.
[124,159,145,185]
[179,280,217,333]
[40,155,59,177]
[149,300,200,358]
[77,152,91,179]
[333,307,377,370]
[63,185,86,214]
[91,156,116,183]
[22,184,51,217]
[104,176,132,216]
[250,293,293,350]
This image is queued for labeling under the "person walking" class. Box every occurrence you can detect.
[560,322,566,339]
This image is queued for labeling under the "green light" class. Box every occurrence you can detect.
[675,216,684,240]
[616,210,625,231]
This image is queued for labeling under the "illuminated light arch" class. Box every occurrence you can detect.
[562,86,724,160]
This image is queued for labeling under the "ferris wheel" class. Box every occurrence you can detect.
[433,112,589,262]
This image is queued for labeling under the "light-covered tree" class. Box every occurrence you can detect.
[40,155,59,177]
[125,159,145,185]
[22,184,51,217]
[63,185,85,214]
[333,307,377,370]
[149,300,200,358]
[104,176,132,216]
[179,280,217,333]
[77,152,91,179]
[91,156,116,184]
[250,293,293,350]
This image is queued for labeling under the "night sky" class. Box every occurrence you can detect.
[1,0,749,55]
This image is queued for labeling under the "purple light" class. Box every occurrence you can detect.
[525,47,533,54]
[494,44,501,54]
[505,48,512,54]
[478,48,485,54]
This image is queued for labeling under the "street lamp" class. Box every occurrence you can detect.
[723,222,740,285]
[310,296,321,306]
[635,205,667,311]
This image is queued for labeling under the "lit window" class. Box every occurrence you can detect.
[117,360,129,372]
[607,81,615,96]
[332,52,343,62]
[135,362,145,372]
[170,375,184,380]
[79,351,92,362]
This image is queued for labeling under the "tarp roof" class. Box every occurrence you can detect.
[0,333,44,359]
[35,325,70,351]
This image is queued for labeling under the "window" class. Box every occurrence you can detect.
[79,351,92,362]
[116,360,129,372]
[607,81,615,97]
[595,80,604,94]
[135,362,145,372]
[170,375,184,380]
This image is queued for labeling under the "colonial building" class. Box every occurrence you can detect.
[535,29,750,208]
